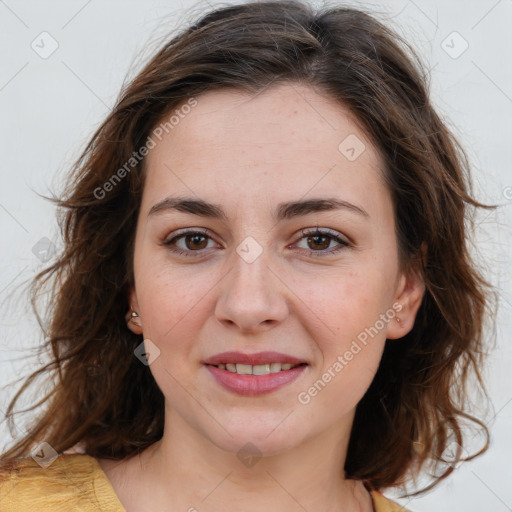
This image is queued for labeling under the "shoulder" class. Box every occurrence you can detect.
[0,453,125,512]
[371,490,414,512]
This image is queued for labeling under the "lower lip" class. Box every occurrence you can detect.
[205,364,307,396]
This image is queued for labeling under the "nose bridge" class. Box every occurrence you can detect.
[232,238,272,294]
[215,235,288,330]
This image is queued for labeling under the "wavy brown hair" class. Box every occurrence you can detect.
[1,0,495,495]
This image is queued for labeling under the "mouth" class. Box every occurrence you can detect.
[203,351,308,396]
[207,362,307,375]
[203,351,307,367]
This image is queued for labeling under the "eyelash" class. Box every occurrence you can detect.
[162,228,350,258]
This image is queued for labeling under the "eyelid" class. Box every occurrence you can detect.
[163,227,213,244]
[297,227,351,245]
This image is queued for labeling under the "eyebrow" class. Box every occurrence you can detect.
[148,196,369,221]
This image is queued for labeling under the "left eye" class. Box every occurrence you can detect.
[294,228,350,255]
[163,228,349,257]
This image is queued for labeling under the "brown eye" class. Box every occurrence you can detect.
[306,234,331,251]
[184,234,208,250]
[294,228,350,257]
[163,229,218,257]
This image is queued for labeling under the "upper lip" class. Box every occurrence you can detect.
[203,351,307,366]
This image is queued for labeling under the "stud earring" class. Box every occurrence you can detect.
[396,316,401,324]
[126,310,142,327]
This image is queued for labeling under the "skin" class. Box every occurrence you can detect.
[97,82,424,512]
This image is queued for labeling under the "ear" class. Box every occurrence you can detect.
[125,286,143,335]
[386,263,425,340]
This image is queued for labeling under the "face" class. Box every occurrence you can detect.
[128,83,423,456]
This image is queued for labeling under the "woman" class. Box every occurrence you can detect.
[0,1,493,511]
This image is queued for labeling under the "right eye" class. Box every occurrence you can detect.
[163,229,220,257]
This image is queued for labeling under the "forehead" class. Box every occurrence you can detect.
[142,83,389,217]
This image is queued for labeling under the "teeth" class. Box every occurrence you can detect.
[236,363,252,375]
[253,364,270,375]
[217,362,301,375]
[270,363,282,373]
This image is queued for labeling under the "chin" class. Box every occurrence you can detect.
[203,420,308,459]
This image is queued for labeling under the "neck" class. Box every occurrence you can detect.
[99,406,373,512]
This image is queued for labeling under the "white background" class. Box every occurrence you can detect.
[1,1,511,511]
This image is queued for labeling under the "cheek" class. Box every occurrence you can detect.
[138,275,202,340]
[299,287,388,411]
[134,237,215,330]
[300,266,392,340]
[135,271,204,398]
[298,267,392,397]
[134,258,226,380]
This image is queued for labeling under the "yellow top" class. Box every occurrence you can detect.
[0,454,411,511]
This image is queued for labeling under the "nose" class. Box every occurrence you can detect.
[214,246,289,334]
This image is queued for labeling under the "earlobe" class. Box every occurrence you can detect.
[386,265,425,340]
[125,287,143,335]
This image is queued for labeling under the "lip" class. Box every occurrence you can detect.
[203,351,307,366]
[205,363,307,396]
